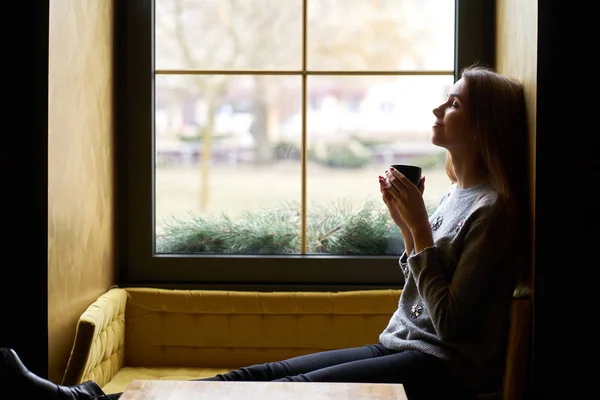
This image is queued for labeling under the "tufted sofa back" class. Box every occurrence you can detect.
[124,288,400,368]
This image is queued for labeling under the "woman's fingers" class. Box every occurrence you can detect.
[380,176,398,198]
[386,168,411,190]
[384,180,398,199]
[378,175,387,194]
[379,176,393,207]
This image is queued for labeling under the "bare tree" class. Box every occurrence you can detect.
[157,0,244,211]
[307,0,427,70]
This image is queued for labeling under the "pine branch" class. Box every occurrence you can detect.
[157,199,406,255]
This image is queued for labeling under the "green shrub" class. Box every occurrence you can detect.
[157,199,405,255]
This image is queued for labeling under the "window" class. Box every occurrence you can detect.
[117,0,495,288]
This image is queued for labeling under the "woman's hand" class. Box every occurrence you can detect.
[379,174,407,230]
[385,168,433,252]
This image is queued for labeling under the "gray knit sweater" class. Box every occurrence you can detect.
[379,182,517,392]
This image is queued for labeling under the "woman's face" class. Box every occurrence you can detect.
[431,78,474,150]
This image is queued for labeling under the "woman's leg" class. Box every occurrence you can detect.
[0,348,109,400]
[206,344,391,382]
[98,344,391,400]
[1,345,473,400]
[274,349,476,400]
[208,345,474,400]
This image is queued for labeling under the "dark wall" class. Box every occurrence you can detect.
[0,1,50,378]
[533,1,593,399]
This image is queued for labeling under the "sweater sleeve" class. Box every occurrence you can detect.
[407,204,513,340]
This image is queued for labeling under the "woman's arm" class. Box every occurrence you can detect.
[408,205,514,340]
[399,225,415,256]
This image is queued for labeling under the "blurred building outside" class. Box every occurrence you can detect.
[155,75,451,167]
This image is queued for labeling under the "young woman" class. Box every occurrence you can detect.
[0,64,531,400]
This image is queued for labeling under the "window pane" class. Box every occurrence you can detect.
[307,0,455,70]
[155,0,302,70]
[155,74,303,254]
[305,75,453,255]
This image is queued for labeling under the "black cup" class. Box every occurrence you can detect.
[390,164,422,186]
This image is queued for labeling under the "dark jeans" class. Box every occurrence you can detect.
[107,344,475,400]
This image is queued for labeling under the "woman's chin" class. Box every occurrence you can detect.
[430,136,444,148]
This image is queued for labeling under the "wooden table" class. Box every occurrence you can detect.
[119,380,409,400]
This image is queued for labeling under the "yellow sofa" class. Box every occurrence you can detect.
[61,287,530,400]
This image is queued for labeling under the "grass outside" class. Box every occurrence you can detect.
[155,161,452,230]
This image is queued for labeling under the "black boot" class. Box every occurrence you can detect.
[0,347,109,400]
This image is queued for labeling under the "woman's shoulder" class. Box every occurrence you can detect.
[468,186,510,230]
[472,184,499,208]
[450,184,502,224]
[443,182,498,207]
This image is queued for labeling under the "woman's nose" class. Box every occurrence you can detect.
[432,105,442,118]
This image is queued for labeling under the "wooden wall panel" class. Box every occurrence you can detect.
[496,0,537,291]
[496,0,537,216]
[495,1,537,397]
[47,0,115,383]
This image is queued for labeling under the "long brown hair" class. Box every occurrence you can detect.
[445,64,532,286]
